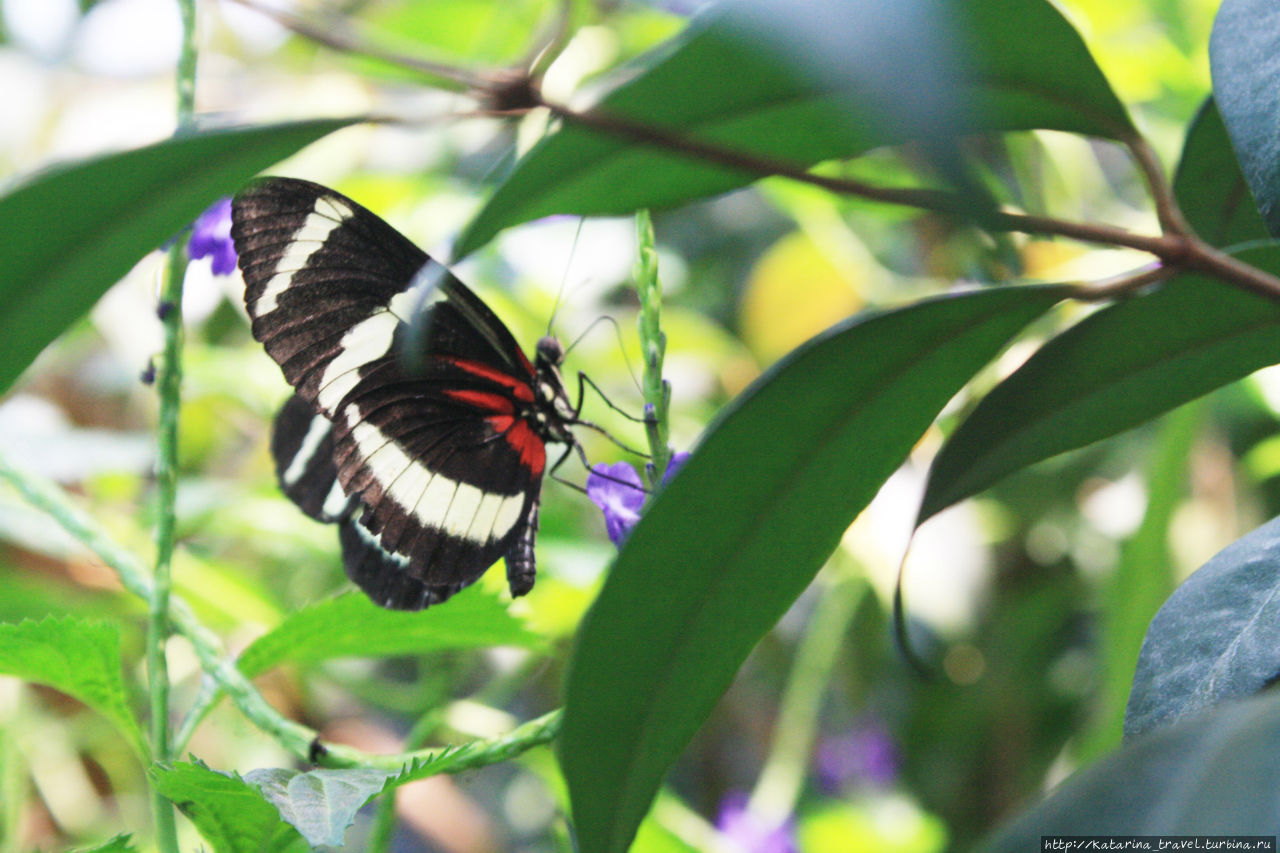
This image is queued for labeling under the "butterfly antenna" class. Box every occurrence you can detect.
[563,315,645,399]
[547,216,587,337]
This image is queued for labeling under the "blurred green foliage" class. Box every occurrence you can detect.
[2,0,1275,851]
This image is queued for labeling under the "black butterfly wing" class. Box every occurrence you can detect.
[233,178,547,609]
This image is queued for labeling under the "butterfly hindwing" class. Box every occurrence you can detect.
[233,178,564,610]
[271,391,352,523]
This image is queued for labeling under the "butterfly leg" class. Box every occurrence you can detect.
[574,371,647,423]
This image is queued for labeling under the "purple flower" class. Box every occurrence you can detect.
[187,197,237,275]
[587,452,690,546]
[587,461,645,546]
[715,792,797,853]
[816,720,898,792]
[660,450,691,487]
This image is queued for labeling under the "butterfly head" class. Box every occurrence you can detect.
[531,335,579,441]
[535,335,565,368]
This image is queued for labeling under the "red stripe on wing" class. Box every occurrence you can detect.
[486,415,545,476]
[443,389,515,414]
[440,356,535,402]
[443,390,547,476]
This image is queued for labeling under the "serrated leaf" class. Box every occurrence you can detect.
[918,246,1280,523]
[561,284,1069,853]
[67,834,137,853]
[1210,0,1280,236]
[0,616,145,758]
[149,761,308,853]
[1173,98,1269,248]
[236,587,543,678]
[457,0,1130,254]
[982,692,1280,847]
[1125,515,1280,739]
[0,118,354,393]
[246,766,392,847]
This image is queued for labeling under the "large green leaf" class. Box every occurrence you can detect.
[917,246,1280,523]
[235,587,543,678]
[1210,0,1280,236]
[0,616,145,758]
[149,761,309,853]
[456,0,1131,254]
[1126,515,1280,739]
[561,284,1070,853]
[982,691,1280,847]
[246,767,391,848]
[1173,97,1269,247]
[0,118,355,393]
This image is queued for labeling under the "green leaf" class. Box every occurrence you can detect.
[561,284,1070,853]
[982,691,1280,847]
[456,0,1130,254]
[246,767,392,847]
[0,616,145,758]
[1125,515,1280,739]
[236,587,543,678]
[148,761,308,853]
[1210,0,1280,236]
[1173,97,1268,247]
[0,118,355,394]
[1076,403,1199,762]
[917,246,1280,523]
[67,834,137,853]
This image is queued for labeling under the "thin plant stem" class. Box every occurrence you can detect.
[148,1,197,848]
[147,244,185,852]
[748,567,867,823]
[171,672,218,755]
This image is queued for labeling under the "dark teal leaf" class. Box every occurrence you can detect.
[1173,97,1269,247]
[236,587,543,678]
[1125,515,1280,738]
[0,118,355,393]
[918,246,1280,523]
[246,767,392,848]
[983,692,1280,847]
[561,284,1070,853]
[148,761,308,853]
[457,0,1131,254]
[1210,0,1280,236]
[0,617,145,758]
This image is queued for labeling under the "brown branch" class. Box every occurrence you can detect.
[542,100,1187,257]
[228,0,1280,303]
[1068,262,1173,302]
[228,0,486,92]
[1124,131,1194,238]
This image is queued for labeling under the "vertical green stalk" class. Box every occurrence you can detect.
[749,567,867,824]
[148,1,197,850]
[0,728,26,853]
[634,209,672,489]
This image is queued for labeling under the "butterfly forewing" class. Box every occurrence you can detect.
[234,177,562,610]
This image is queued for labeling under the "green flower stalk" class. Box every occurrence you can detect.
[635,209,673,490]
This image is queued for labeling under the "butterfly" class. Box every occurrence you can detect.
[230,177,586,610]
